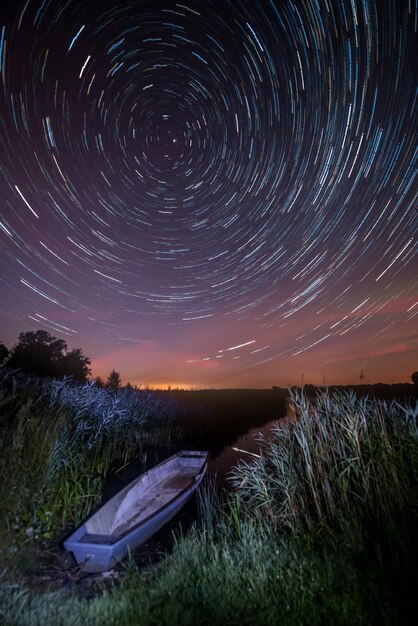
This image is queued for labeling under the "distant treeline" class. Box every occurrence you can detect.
[290,382,418,399]
[164,383,417,401]
[2,330,416,400]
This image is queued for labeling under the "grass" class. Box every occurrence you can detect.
[230,388,418,531]
[1,374,417,625]
[0,509,370,626]
[0,370,182,576]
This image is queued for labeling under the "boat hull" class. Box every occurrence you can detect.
[63,451,207,572]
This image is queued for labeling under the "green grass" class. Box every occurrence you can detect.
[0,518,372,626]
[230,388,418,533]
[0,370,182,576]
[1,374,417,625]
[1,499,411,626]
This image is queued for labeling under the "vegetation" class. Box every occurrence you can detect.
[164,387,287,455]
[0,330,91,381]
[0,372,417,625]
[0,370,181,573]
[106,368,122,391]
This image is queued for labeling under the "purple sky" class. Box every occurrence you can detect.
[0,0,416,388]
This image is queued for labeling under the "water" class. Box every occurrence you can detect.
[207,419,278,487]
[99,394,290,565]
[104,395,290,497]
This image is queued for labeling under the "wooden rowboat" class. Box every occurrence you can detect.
[64,450,208,572]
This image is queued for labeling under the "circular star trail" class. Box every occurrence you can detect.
[0,0,416,386]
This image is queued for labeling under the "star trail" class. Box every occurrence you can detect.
[0,0,416,388]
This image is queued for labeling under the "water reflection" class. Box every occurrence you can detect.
[208,397,293,487]
[208,420,275,488]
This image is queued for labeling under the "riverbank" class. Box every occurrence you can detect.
[1,372,417,624]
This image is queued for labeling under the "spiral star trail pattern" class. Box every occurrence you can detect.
[0,0,416,388]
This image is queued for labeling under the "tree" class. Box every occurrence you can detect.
[412,372,418,386]
[59,348,91,382]
[0,342,9,366]
[9,330,66,378]
[106,369,121,391]
[7,330,91,381]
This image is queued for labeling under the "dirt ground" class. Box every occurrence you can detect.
[16,506,195,599]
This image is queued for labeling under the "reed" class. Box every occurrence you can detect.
[229,388,418,538]
[0,370,183,571]
[1,381,417,625]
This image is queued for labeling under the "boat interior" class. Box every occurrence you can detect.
[80,451,207,542]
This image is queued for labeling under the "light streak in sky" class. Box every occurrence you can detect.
[0,0,415,387]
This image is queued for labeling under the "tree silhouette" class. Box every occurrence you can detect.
[59,348,91,382]
[106,369,121,390]
[0,342,9,365]
[412,372,418,386]
[6,330,91,381]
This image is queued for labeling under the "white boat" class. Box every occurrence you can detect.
[64,450,208,572]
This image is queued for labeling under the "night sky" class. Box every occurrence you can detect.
[0,0,416,389]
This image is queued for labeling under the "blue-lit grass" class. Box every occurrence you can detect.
[227,389,418,622]
[0,370,182,579]
[0,490,392,626]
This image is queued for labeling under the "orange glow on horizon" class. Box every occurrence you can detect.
[92,372,201,390]
[130,381,200,391]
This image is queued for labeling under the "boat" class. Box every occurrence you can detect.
[63,450,208,572]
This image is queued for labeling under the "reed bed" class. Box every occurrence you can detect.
[0,370,181,563]
[229,389,418,537]
[1,382,417,625]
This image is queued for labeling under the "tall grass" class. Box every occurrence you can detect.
[1,384,417,625]
[0,370,182,571]
[229,388,418,535]
[225,388,418,623]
